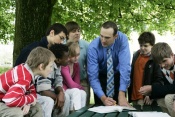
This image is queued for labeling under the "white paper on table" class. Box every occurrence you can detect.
[128,111,171,117]
[88,106,136,113]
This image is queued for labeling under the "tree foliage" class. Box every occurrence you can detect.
[1,0,175,63]
[52,0,175,40]
[1,0,175,43]
[0,0,15,43]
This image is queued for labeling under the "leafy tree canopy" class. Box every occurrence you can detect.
[1,0,175,43]
[0,0,15,43]
[52,0,175,40]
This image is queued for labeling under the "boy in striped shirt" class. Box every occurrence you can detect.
[0,47,56,117]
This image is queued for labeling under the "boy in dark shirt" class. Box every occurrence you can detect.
[139,42,175,117]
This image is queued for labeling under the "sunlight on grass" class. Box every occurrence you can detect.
[90,88,94,104]
[0,67,11,75]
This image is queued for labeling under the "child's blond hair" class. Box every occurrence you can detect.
[26,47,55,69]
[66,41,79,57]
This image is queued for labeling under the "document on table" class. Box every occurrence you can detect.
[88,106,136,113]
[128,111,171,117]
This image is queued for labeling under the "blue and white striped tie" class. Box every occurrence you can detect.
[106,48,114,97]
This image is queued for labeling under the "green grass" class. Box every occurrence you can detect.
[90,88,95,104]
[0,67,11,74]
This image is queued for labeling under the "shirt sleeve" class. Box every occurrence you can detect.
[117,34,131,92]
[53,67,63,88]
[2,80,36,107]
[61,65,83,90]
[73,63,81,85]
[87,44,105,98]
[151,83,175,99]
[35,75,52,92]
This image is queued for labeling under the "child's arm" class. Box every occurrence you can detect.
[55,86,65,109]
[61,66,83,89]
[35,75,57,100]
[152,63,164,85]
[73,63,81,85]
[40,90,57,100]
[2,80,36,107]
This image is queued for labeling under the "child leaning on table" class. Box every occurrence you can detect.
[0,47,56,117]
[61,41,87,113]
[128,32,164,108]
[35,44,71,117]
[139,42,175,117]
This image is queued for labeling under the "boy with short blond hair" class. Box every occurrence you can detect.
[139,42,175,117]
[0,47,55,117]
[36,44,70,117]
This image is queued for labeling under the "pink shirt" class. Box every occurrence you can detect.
[61,63,84,90]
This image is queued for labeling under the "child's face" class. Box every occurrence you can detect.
[56,52,70,66]
[40,60,55,78]
[159,54,174,70]
[139,43,152,55]
[69,47,80,63]
[68,28,81,42]
[51,31,66,44]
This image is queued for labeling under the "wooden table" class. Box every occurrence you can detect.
[67,104,162,117]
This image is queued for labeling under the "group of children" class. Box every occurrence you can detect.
[128,32,175,117]
[0,21,175,117]
[0,22,88,117]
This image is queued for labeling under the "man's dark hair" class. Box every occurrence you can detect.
[138,32,155,46]
[49,44,69,59]
[45,23,67,36]
[102,21,118,36]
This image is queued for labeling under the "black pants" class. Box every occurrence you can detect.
[94,72,120,105]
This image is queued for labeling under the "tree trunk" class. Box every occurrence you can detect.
[13,0,57,65]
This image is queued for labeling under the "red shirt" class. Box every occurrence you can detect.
[132,54,149,100]
[0,64,36,107]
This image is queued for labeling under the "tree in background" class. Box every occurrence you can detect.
[0,0,15,43]
[52,0,175,41]
[0,0,175,64]
[13,0,57,64]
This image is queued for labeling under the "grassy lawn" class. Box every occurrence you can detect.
[90,88,95,104]
[0,67,11,75]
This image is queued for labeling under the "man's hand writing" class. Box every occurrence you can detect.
[104,97,116,106]
[101,95,116,106]
[118,91,131,107]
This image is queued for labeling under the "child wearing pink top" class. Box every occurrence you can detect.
[61,41,86,112]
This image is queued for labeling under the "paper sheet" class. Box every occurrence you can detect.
[88,106,136,113]
[128,111,171,117]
